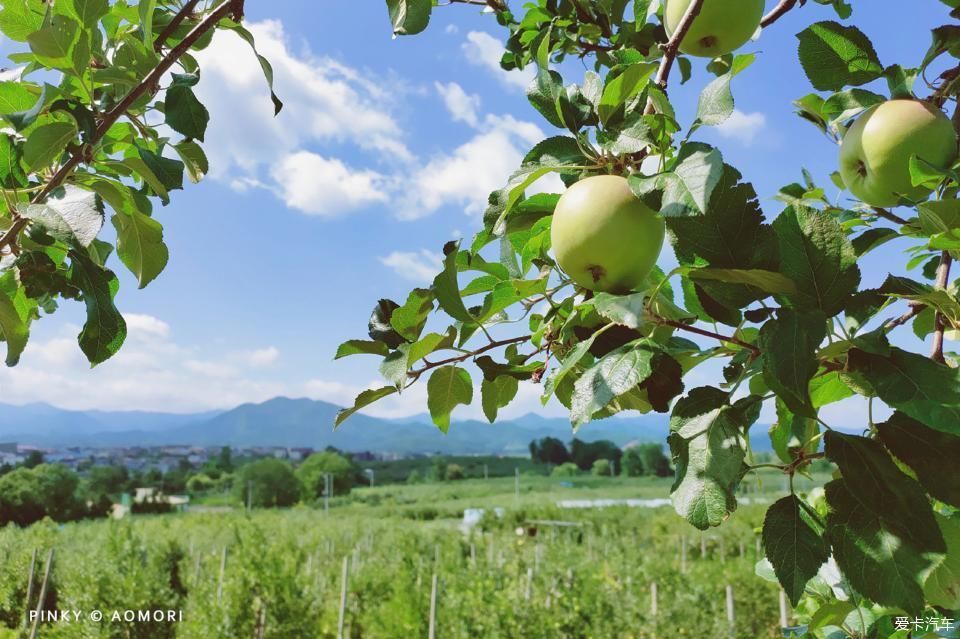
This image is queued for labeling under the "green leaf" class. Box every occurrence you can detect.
[774,206,860,317]
[111,209,168,288]
[769,398,820,464]
[64,0,108,28]
[0,282,32,366]
[335,387,397,428]
[335,339,390,360]
[390,288,434,342]
[821,88,885,126]
[796,21,884,91]
[68,247,126,366]
[925,513,960,609]
[0,134,27,188]
[668,386,749,530]
[138,0,156,45]
[481,375,519,423]
[825,431,944,545]
[762,495,830,606]
[598,62,656,125]
[688,268,797,295]
[851,227,898,257]
[172,140,208,184]
[220,23,283,115]
[825,478,944,615]
[661,144,725,217]
[1,83,46,131]
[19,185,102,247]
[759,309,826,419]
[368,299,405,349]
[23,120,77,173]
[0,0,45,41]
[426,365,473,432]
[432,242,474,324]
[877,412,960,508]
[847,346,960,436]
[164,85,209,141]
[385,0,431,36]
[570,341,658,427]
[692,54,754,128]
[543,335,597,403]
[138,147,184,194]
[27,15,81,70]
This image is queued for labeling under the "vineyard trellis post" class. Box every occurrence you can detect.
[337,556,350,639]
[21,548,37,632]
[428,573,439,639]
[27,549,53,639]
[217,547,227,601]
[725,585,735,636]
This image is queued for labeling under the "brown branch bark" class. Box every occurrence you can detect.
[28,0,244,209]
[760,0,800,29]
[154,0,203,52]
[656,318,761,357]
[408,335,532,381]
[931,251,953,363]
[871,207,909,226]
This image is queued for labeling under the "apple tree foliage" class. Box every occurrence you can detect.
[0,0,279,367]
[345,0,960,634]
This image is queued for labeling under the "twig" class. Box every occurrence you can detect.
[651,0,705,92]
[871,207,909,226]
[0,0,246,256]
[760,0,800,29]
[931,251,953,363]
[154,0,202,52]
[885,302,925,330]
[654,318,761,357]
[408,335,532,381]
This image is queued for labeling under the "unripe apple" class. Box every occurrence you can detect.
[664,0,765,58]
[839,100,958,208]
[551,175,665,293]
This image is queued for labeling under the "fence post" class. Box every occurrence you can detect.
[525,567,534,601]
[337,556,350,639]
[21,548,37,631]
[725,584,735,635]
[216,547,228,601]
[428,573,439,639]
[27,549,54,639]
[650,581,658,617]
[779,589,789,628]
[680,537,687,573]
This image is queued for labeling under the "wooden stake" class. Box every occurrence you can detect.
[337,556,350,639]
[725,585,735,632]
[216,547,227,601]
[428,573,439,639]
[700,536,707,559]
[470,543,476,568]
[650,581,658,617]
[680,537,687,573]
[27,549,53,639]
[525,567,534,601]
[779,589,789,628]
[22,548,37,630]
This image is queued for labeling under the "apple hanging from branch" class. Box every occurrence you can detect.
[664,0,765,58]
[839,99,958,208]
[551,175,665,293]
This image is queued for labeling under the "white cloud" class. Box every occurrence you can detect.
[194,20,410,206]
[380,250,444,282]
[435,82,482,128]
[400,114,550,219]
[714,110,767,146]
[243,347,280,368]
[462,31,534,91]
[270,151,388,216]
[124,313,171,339]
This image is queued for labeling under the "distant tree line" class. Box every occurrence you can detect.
[529,437,672,477]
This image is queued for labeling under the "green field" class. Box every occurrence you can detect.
[0,473,821,638]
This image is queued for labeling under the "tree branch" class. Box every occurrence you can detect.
[871,207,909,226]
[885,302,925,330]
[408,335,532,381]
[652,0,705,90]
[655,318,761,357]
[760,0,800,29]
[931,251,953,363]
[28,0,244,209]
[154,0,203,52]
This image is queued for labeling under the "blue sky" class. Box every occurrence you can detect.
[0,1,951,425]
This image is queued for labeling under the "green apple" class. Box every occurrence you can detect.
[551,175,664,293]
[664,0,765,58]
[839,100,958,208]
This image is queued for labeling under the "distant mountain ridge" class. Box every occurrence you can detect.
[0,397,772,455]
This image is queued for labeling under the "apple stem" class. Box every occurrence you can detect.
[760,0,800,29]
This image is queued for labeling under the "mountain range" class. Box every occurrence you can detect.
[0,397,775,455]
[0,397,687,455]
